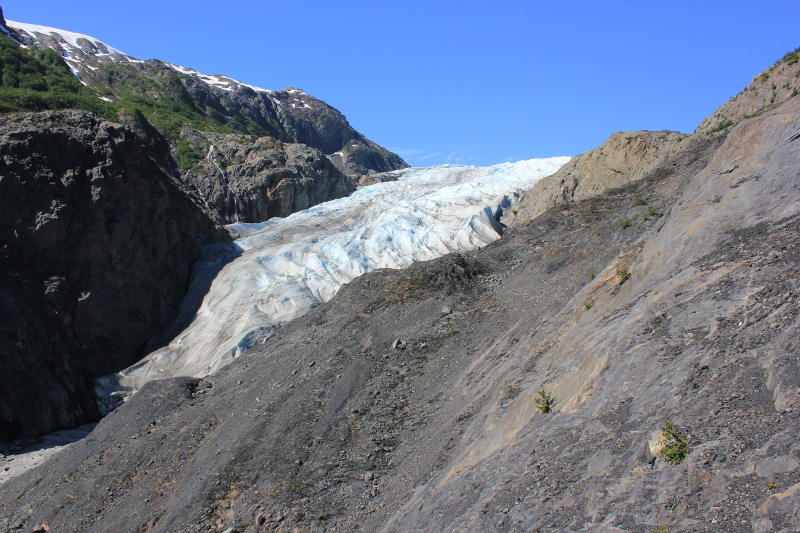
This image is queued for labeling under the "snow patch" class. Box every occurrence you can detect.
[166,63,273,93]
[6,20,126,55]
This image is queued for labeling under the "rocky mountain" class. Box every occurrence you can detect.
[4,17,407,181]
[1,47,799,533]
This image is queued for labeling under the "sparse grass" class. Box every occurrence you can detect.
[588,271,595,280]
[617,268,630,284]
[584,298,594,310]
[619,217,632,228]
[647,205,663,217]
[635,196,647,206]
[709,120,734,134]
[534,388,554,414]
[659,422,691,465]
[292,479,308,494]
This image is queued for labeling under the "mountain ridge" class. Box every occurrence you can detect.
[2,14,407,181]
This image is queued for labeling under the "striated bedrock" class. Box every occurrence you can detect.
[0,110,225,442]
[176,129,356,224]
[511,129,688,225]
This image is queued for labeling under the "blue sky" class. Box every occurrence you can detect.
[6,1,800,167]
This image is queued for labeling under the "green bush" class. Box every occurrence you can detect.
[535,389,554,414]
[709,120,734,134]
[660,422,691,465]
[619,217,632,228]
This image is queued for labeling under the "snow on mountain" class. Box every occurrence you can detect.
[7,20,126,58]
[5,21,273,95]
[167,63,273,93]
[101,157,570,397]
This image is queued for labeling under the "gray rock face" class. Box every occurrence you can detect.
[2,96,799,532]
[511,130,687,225]
[176,130,356,224]
[695,51,800,135]
[0,111,225,441]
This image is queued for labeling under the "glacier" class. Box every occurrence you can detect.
[100,157,570,397]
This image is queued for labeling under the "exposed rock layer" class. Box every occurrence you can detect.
[0,111,225,441]
[177,130,355,224]
[511,130,687,224]
[695,51,800,135]
[2,96,798,532]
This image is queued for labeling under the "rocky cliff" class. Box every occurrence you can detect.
[0,110,225,441]
[175,129,355,224]
[511,130,687,225]
[1,82,798,533]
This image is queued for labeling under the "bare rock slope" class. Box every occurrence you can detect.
[511,129,687,225]
[695,48,800,135]
[1,90,799,533]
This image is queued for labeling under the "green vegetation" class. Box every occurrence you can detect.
[647,205,663,218]
[0,35,116,117]
[708,120,734,134]
[617,268,630,284]
[584,298,594,310]
[650,525,669,533]
[619,217,632,228]
[0,35,290,150]
[534,388,554,414]
[588,271,595,280]
[779,47,800,66]
[659,422,691,465]
[766,481,776,489]
[634,196,647,206]
[176,139,206,170]
[292,479,308,494]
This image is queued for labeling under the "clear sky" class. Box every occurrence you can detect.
[6,1,800,167]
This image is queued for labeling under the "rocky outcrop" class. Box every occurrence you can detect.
[0,111,226,441]
[696,49,800,135]
[176,129,356,224]
[511,130,687,224]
